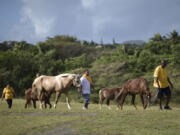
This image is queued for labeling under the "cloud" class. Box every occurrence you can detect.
[81,0,97,9]
[21,0,57,39]
[80,0,180,42]
[14,0,91,43]
[1,0,180,44]
[22,5,56,37]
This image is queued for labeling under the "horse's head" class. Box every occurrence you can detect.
[144,91,152,108]
[72,74,81,88]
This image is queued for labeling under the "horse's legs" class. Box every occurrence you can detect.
[44,92,52,109]
[120,93,127,110]
[140,94,147,109]
[39,90,46,109]
[116,99,121,110]
[65,94,71,110]
[48,92,52,109]
[44,101,47,109]
[47,99,52,109]
[54,91,61,108]
[131,95,137,110]
[99,96,105,110]
[143,95,148,109]
[106,99,111,110]
[49,102,52,109]
[39,101,43,109]
[32,99,36,108]
[25,99,29,108]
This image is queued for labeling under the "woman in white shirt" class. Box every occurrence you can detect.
[80,70,94,110]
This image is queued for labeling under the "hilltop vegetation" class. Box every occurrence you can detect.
[0,31,180,103]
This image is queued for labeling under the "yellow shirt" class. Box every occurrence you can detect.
[3,87,15,99]
[153,65,169,88]
[82,74,93,84]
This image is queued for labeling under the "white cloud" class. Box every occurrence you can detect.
[81,0,97,9]
[21,0,56,38]
[1,0,180,44]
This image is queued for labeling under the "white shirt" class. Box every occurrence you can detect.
[80,77,91,94]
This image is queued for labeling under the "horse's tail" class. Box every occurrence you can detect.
[99,89,103,110]
[99,89,103,104]
[32,83,36,93]
[115,88,123,101]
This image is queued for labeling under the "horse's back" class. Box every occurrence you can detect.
[101,87,121,99]
[123,78,149,93]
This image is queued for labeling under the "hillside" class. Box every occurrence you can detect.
[0,31,180,103]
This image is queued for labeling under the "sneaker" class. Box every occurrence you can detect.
[82,107,87,110]
[164,106,172,110]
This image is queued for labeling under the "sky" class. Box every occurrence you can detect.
[0,0,180,44]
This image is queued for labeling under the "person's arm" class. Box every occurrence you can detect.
[91,84,95,91]
[167,77,173,89]
[90,77,95,91]
[154,66,160,89]
[79,85,83,95]
[12,88,16,97]
[79,78,83,95]
[1,89,5,101]
[155,77,160,89]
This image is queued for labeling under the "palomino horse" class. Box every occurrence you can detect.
[32,73,81,109]
[115,78,151,110]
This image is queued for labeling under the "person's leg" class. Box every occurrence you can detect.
[6,99,12,108]
[157,88,163,110]
[83,94,90,109]
[6,99,10,108]
[9,99,12,108]
[164,87,172,109]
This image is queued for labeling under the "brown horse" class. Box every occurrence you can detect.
[116,78,151,110]
[24,88,52,109]
[99,87,122,110]
[32,73,81,109]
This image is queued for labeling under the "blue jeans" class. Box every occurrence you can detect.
[83,94,90,105]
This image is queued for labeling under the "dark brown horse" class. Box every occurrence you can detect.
[116,78,151,110]
[24,88,52,109]
[99,87,122,110]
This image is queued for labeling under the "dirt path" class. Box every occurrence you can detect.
[15,112,97,135]
[6,111,97,117]
[33,126,78,135]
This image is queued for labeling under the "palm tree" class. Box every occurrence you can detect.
[150,33,163,42]
[167,30,179,44]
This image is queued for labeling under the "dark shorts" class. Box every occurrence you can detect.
[157,87,171,98]
[6,99,13,108]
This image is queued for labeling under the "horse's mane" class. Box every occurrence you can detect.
[58,73,77,77]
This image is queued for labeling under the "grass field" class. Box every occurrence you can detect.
[0,99,180,135]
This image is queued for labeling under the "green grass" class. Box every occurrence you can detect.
[0,99,180,135]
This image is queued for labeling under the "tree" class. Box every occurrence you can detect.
[150,33,163,42]
[167,30,180,44]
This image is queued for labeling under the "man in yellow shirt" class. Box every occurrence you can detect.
[153,60,173,110]
[2,84,15,108]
